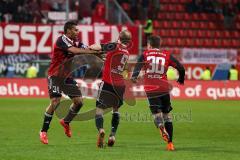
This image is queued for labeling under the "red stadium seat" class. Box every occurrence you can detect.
[197,30,205,38]
[213,39,221,48]
[190,22,199,29]
[232,31,239,38]
[180,21,188,28]
[175,13,184,20]
[178,30,184,37]
[183,13,191,21]
[169,30,178,37]
[200,13,208,21]
[231,40,238,48]
[206,31,213,38]
[158,13,166,20]
[223,31,230,38]
[171,21,179,28]
[214,31,221,38]
[176,5,185,12]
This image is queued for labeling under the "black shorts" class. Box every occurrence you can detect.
[48,76,82,99]
[96,81,125,109]
[146,92,172,114]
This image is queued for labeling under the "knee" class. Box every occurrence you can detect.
[50,98,60,107]
[163,113,172,123]
[73,98,83,108]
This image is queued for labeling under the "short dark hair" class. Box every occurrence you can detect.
[148,35,161,48]
[64,21,77,33]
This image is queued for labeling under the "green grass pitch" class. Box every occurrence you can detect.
[0,98,239,160]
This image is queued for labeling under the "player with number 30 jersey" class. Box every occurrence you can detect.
[131,35,185,151]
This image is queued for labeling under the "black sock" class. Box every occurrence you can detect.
[165,122,173,142]
[63,104,82,124]
[95,114,104,131]
[110,112,120,136]
[41,112,53,132]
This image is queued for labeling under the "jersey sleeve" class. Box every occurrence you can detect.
[56,36,73,51]
[169,54,185,84]
[131,54,145,79]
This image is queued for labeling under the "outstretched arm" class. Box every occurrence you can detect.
[169,54,185,84]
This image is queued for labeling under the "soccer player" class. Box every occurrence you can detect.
[93,30,132,148]
[39,21,102,144]
[131,35,185,151]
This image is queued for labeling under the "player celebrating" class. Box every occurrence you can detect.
[131,36,185,151]
[39,21,102,144]
[93,30,132,148]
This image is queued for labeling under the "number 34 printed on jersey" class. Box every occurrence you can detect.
[146,56,166,74]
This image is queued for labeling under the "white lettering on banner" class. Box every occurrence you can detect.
[185,66,203,80]
[4,24,20,53]
[76,79,88,96]
[132,85,145,96]
[91,79,102,98]
[182,48,238,64]
[0,83,44,96]
[1,24,138,54]
[94,26,110,44]
[111,26,120,41]
[206,87,240,100]
[38,26,51,53]
[20,26,36,53]
[52,25,63,47]
[78,26,93,45]
[0,26,3,52]
[171,87,180,97]
[185,85,202,97]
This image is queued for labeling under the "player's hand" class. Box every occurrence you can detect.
[177,78,184,85]
[130,77,138,83]
[89,44,102,51]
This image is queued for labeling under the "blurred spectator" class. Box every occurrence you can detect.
[228,65,238,80]
[141,0,149,20]
[5,64,15,78]
[143,18,153,45]
[201,0,215,13]
[201,66,211,80]
[186,0,202,13]
[130,0,139,20]
[26,63,38,78]
[152,0,160,19]
[223,1,237,29]
[91,0,106,24]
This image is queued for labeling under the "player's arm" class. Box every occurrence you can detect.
[88,42,118,52]
[169,54,185,85]
[67,46,102,55]
[131,54,144,83]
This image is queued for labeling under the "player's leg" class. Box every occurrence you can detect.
[40,97,61,144]
[147,94,169,143]
[108,107,120,147]
[163,113,175,151]
[95,106,105,148]
[161,93,175,151]
[60,78,83,137]
[60,96,83,137]
[108,85,125,146]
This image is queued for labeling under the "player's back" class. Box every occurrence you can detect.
[142,49,172,93]
[143,48,171,80]
[102,44,129,86]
